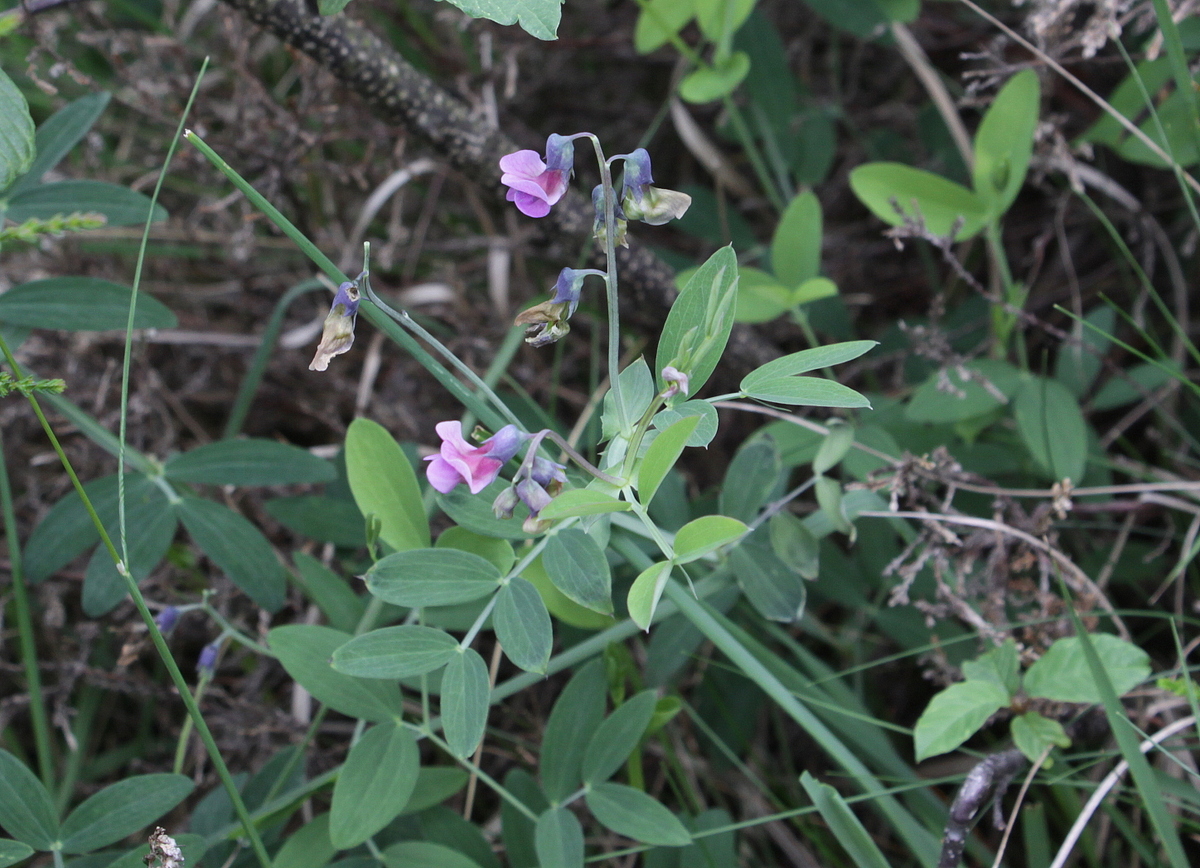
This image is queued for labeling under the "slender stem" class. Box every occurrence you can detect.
[590,137,624,413]
[0,340,274,868]
[421,730,539,822]
[0,426,55,788]
[541,430,625,486]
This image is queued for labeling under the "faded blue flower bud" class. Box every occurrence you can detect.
[620,148,692,226]
[514,268,587,347]
[483,424,527,463]
[197,641,220,678]
[155,606,180,634]
[544,133,576,176]
[592,184,628,249]
[492,485,521,519]
[530,456,566,487]
[515,477,553,516]
[309,281,360,371]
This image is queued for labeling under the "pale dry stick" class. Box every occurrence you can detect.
[855,509,1129,639]
[956,0,1200,198]
[713,401,1200,502]
[344,158,441,267]
[891,23,974,170]
[1048,715,1198,868]
[462,641,504,820]
[990,745,1054,868]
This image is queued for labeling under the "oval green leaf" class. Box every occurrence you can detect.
[638,414,701,506]
[0,277,177,331]
[849,162,988,239]
[345,418,430,552]
[177,495,285,611]
[627,560,674,631]
[534,808,584,868]
[972,69,1040,217]
[442,648,491,758]
[538,488,631,520]
[913,680,1009,761]
[673,515,748,563]
[268,625,403,722]
[0,67,35,191]
[494,577,553,674]
[366,548,501,608]
[772,190,823,286]
[679,51,751,103]
[61,774,194,853]
[582,690,658,785]
[585,782,691,846]
[542,529,613,614]
[330,723,419,848]
[331,625,458,679]
[164,439,335,486]
[1024,635,1150,704]
[0,840,33,868]
[1013,376,1088,482]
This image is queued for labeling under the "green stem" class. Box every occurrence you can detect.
[0,339,273,868]
[0,426,55,788]
[720,97,786,212]
[421,730,539,822]
[590,137,624,414]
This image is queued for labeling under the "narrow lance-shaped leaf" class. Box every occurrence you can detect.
[331,625,459,679]
[585,782,691,847]
[7,91,109,198]
[442,648,491,759]
[0,750,58,850]
[177,496,285,611]
[582,690,659,785]
[164,439,335,486]
[61,774,194,854]
[329,723,420,848]
[365,548,501,608]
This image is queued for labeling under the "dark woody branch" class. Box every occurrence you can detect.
[214,0,776,374]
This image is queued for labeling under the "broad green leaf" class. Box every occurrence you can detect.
[728,528,806,622]
[772,190,823,286]
[164,439,335,486]
[1024,635,1151,703]
[444,0,560,41]
[627,561,674,631]
[792,276,838,305]
[694,0,754,40]
[638,415,700,506]
[741,340,877,388]
[582,690,658,784]
[494,577,552,673]
[651,400,719,447]
[5,180,166,226]
[435,526,515,573]
[380,840,482,868]
[1014,376,1088,482]
[1091,360,1183,410]
[961,639,1020,696]
[534,808,584,868]
[799,772,890,868]
[332,625,458,679]
[0,750,57,849]
[913,680,1009,761]
[972,69,1040,216]
[416,808,499,868]
[442,648,491,758]
[0,840,33,868]
[345,418,430,552]
[634,0,696,53]
[0,278,176,331]
[267,625,404,721]
[541,659,607,801]
[601,356,657,440]
[849,162,988,239]
[23,473,122,583]
[1011,712,1070,764]
[905,359,1022,423]
[0,68,34,192]
[291,552,365,634]
[82,483,177,617]
[265,494,366,548]
[743,376,871,409]
[438,478,536,540]
[542,529,613,614]
[679,52,750,103]
[812,422,855,475]
[522,555,617,631]
[673,515,747,563]
[402,766,470,815]
[8,92,109,198]
[1055,305,1115,397]
[330,723,419,848]
[177,496,285,611]
[734,267,794,324]
[656,246,739,398]
[585,782,691,846]
[539,489,631,520]
[767,511,819,579]
[271,812,336,868]
[61,774,193,853]
[365,548,501,608]
[719,437,782,523]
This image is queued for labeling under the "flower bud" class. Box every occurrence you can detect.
[154,606,180,634]
[309,281,360,371]
[662,366,690,400]
[592,184,628,249]
[620,148,691,226]
[196,641,220,678]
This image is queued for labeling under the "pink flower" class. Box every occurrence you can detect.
[425,422,523,494]
[500,134,574,218]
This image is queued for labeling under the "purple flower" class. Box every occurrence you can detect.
[309,281,361,372]
[425,422,524,494]
[197,642,220,678]
[154,606,180,634]
[500,134,574,218]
